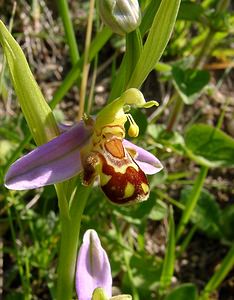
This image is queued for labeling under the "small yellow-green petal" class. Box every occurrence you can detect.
[92,288,109,300]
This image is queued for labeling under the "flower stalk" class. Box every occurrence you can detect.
[176,166,208,241]
[56,181,90,300]
[57,0,79,64]
[78,0,95,121]
[199,244,234,300]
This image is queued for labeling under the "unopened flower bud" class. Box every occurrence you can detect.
[98,0,141,35]
[92,287,109,300]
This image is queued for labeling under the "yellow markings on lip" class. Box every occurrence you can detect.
[105,139,125,159]
[100,173,112,186]
[126,147,137,159]
[124,182,135,198]
[141,182,149,194]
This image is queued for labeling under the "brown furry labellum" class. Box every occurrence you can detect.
[82,137,149,205]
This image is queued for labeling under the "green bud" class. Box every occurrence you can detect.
[98,0,141,35]
[91,288,109,300]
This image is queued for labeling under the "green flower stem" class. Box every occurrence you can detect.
[56,181,90,300]
[176,225,197,257]
[156,189,185,210]
[159,207,175,294]
[199,244,234,300]
[114,219,139,300]
[107,0,181,100]
[78,0,95,121]
[57,0,79,65]
[87,55,98,114]
[166,28,213,131]
[125,30,142,80]
[176,166,208,241]
[123,250,139,300]
[192,29,215,69]
[109,29,143,101]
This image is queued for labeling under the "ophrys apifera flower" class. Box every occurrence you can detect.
[76,229,132,300]
[5,89,163,205]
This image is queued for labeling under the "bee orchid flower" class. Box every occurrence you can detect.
[4,88,163,205]
[76,229,112,300]
[76,229,132,300]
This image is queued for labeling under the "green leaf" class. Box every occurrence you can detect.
[178,1,204,21]
[172,66,210,104]
[127,0,182,88]
[122,255,161,297]
[180,187,222,238]
[165,283,198,300]
[148,199,168,221]
[109,30,143,101]
[148,124,185,154]
[125,30,143,85]
[140,0,161,35]
[0,21,59,145]
[220,205,234,242]
[185,124,234,167]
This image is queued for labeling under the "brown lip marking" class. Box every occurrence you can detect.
[99,154,149,205]
[104,139,125,159]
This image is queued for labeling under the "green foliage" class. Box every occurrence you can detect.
[172,66,210,104]
[122,255,161,298]
[185,124,234,167]
[0,0,233,299]
[220,205,234,242]
[159,208,175,292]
[165,283,198,300]
[177,2,203,21]
[180,187,221,238]
[181,186,234,243]
[127,0,182,88]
